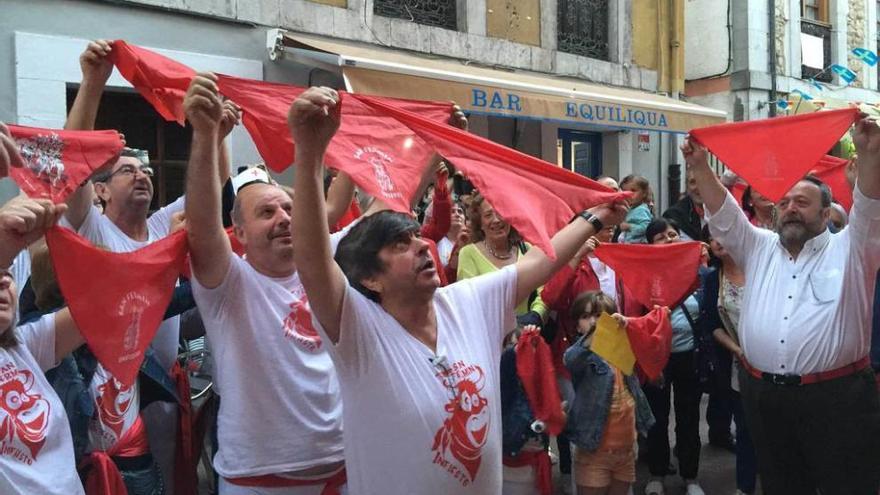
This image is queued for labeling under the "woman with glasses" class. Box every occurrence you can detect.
[642,218,707,495]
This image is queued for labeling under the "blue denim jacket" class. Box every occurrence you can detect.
[563,335,655,452]
[500,346,547,456]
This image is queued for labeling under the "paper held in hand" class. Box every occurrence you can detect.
[591,312,637,376]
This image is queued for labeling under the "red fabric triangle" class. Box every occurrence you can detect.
[110,40,195,125]
[46,227,189,386]
[625,307,672,381]
[514,329,566,437]
[8,125,123,203]
[356,95,631,259]
[810,154,853,212]
[689,108,858,202]
[593,242,702,308]
[216,74,451,213]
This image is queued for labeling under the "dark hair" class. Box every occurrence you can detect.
[468,193,522,244]
[801,175,833,208]
[334,210,421,302]
[646,218,678,244]
[570,290,617,321]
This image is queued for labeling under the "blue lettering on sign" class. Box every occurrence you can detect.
[472,89,487,107]
[470,88,524,112]
[471,88,668,128]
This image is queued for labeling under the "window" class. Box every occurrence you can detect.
[801,0,829,24]
[557,0,609,61]
[373,0,457,31]
[66,87,192,210]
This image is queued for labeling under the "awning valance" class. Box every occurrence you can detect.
[268,30,727,133]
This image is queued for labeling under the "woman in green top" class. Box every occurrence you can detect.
[456,193,548,324]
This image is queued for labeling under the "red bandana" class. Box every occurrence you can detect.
[594,242,703,308]
[46,227,189,386]
[7,125,123,202]
[216,74,451,213]
[110,40,196,124]
[514,329,566,437]
[358,95,630,258]
[625,306,672,381]
[810,154,853,212]
[689,108,857,202]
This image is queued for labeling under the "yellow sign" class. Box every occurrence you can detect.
[590,312,636,375]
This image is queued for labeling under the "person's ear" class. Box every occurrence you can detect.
[93,182,111,203]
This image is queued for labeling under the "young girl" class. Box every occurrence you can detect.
[564,291,654,495]
[618,175,653,243]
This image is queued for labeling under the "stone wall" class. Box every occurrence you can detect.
[848,0,867,87]
[115,0,660,91]
[775,0,787,75]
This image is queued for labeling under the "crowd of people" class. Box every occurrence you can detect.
[0,39,879,495]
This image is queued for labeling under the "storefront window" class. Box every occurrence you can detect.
[373,0,457,31]
[557,0,609,61]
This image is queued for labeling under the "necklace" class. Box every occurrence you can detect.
[486,241,513,260]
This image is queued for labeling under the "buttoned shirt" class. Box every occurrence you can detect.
[705,185,880,375]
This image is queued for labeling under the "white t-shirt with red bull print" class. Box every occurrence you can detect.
[191,253,344,478]
[314,264,517,495]
[86,365,140,453]
[0,313,84,495]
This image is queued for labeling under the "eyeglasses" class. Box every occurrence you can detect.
[107,164,154,180]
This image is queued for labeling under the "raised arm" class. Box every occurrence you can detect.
[325,170,357,229]
[183,73,232,289]
[515,204,627,307]
[852,116,880,199]
[289,87,347,344]
[64,40,114,231]
[0,197,80,361]
[681,138,727,215]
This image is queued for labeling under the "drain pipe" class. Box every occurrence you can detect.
[768,0,778,117]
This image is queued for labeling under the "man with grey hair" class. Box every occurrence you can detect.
[682,116,880,494]
[60,39,238,493]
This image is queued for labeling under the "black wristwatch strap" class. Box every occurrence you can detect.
[576,210,605,232]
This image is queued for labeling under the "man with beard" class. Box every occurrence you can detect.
[681,116,880,495]
[288,86,627,495]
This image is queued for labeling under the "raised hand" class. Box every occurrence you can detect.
[183,72,224,134]
[590,201,629,229]
[852,115,880,161]
[449,104,468,131]
[0,197,67,267]
[287,86,341,160]
[80,39,114,87]
[219,99,242,140]
[681,137,709,170]
[0,123,24,179]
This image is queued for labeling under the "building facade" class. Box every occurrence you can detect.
[685,0,880,121]
[1,0,725,210]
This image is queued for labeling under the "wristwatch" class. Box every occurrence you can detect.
[576,210,605,232]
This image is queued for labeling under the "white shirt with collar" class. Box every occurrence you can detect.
[705,185,880,375]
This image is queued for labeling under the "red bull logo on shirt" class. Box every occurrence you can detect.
[431,362,490,487]
[0,366,50,464]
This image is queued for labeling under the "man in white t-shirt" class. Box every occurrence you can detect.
[288,87,628,494]
[183,74,347,494]
[59,40,231,493]
[0,195,88,494]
